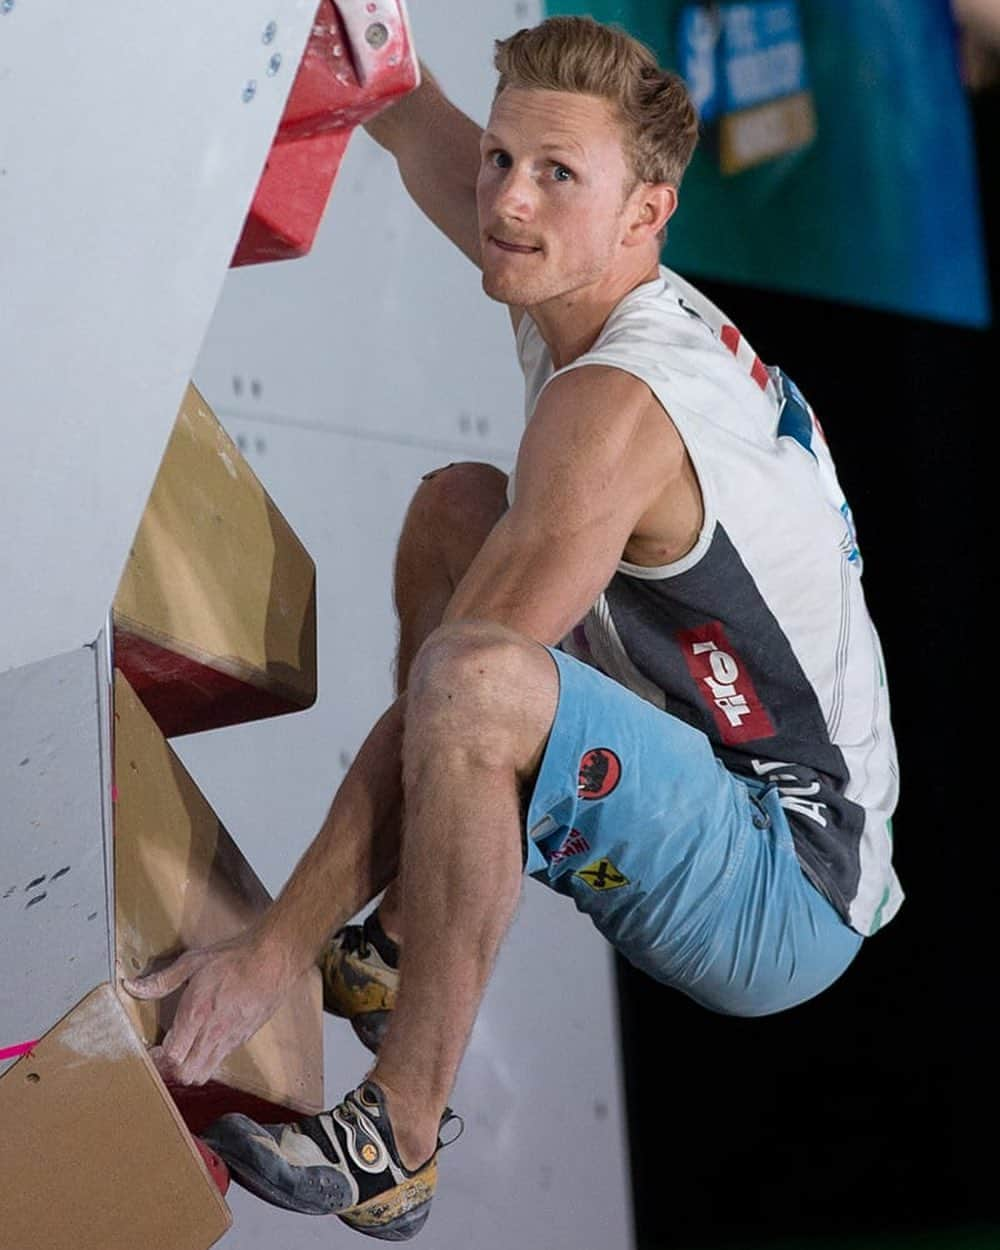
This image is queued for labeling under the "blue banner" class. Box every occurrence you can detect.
[548,1,991,328]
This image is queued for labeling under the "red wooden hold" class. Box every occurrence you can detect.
[194,1136,232,1196]
[232,0,419,266]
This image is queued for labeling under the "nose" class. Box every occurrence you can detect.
[492,164,536,223]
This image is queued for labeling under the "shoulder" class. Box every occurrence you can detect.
[530,364,687,476]
[567,274,780,436]
[540,361,653,415]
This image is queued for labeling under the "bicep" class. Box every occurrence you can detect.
[444,368,684,642]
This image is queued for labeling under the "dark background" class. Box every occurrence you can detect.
[617,89,996,1250]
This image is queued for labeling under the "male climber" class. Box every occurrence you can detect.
[126,16,901,1240]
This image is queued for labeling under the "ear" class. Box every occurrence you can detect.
[623,183,678,248]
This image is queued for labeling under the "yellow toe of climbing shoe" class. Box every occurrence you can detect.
[319,916,399,1052]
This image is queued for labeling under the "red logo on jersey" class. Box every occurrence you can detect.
[677,623,776,745]
[578,748,621,800]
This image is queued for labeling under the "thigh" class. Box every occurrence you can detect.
[524,648,862,1017]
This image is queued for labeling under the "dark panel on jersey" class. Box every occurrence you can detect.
[604,524,866,919]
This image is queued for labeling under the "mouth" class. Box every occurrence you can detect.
[488,235,542,255]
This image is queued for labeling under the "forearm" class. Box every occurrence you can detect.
[364,63,483,264]
[366,64,478,155]
[367,63,438,147]
[255,697,405,979]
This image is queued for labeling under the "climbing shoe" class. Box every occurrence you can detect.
[202,1079,461,1241]
[319,911,399,1052]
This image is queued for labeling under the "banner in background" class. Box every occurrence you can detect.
[545,1,991,327]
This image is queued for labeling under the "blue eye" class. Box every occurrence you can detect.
[552,164,573,182]
[490,150,512,169]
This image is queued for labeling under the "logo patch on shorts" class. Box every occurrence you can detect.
[578,748,621,800]
[575,858,629,891]
[550,828,590,866]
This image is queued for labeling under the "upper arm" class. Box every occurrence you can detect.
[368,72,526,324]
[444,366,688,643]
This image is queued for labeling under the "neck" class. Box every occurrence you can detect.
[526,256,662,371]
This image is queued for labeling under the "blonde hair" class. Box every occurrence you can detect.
[493,16,699,190]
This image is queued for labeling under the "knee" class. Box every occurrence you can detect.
[407,622,537,733]
[403,462,508,541]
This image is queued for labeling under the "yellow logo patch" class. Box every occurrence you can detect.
[574,858,629,891]
[361,1143,378,1164]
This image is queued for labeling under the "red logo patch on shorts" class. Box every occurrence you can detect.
[550,828,591,865]
[578,748,621,800]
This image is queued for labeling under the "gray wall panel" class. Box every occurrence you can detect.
[0,647,110,1076]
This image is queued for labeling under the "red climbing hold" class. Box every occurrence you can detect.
[195,1136,231,1196]
[232,0,419,266]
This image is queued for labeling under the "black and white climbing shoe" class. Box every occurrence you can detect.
[202,1079,461,1241]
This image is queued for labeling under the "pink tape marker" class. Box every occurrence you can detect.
[0,1040,39,1062]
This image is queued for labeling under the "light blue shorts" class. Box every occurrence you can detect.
[525,647,863,1017]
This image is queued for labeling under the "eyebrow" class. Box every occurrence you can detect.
[481,131,588,161]
[541,142,586,159]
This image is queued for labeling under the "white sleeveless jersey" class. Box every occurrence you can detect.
[514,266,901,936]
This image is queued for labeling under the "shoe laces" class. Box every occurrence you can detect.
[339,925,371,959]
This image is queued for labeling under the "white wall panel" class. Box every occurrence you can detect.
[182,2,634,1244]
[193,0,535,453]
[173,419,634,1249]
[0,0,317,671]
[2,0,634,1242]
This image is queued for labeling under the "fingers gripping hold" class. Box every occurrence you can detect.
[123,936,290,1087]
[123,948,206,1000]
[122,948,214,1083]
